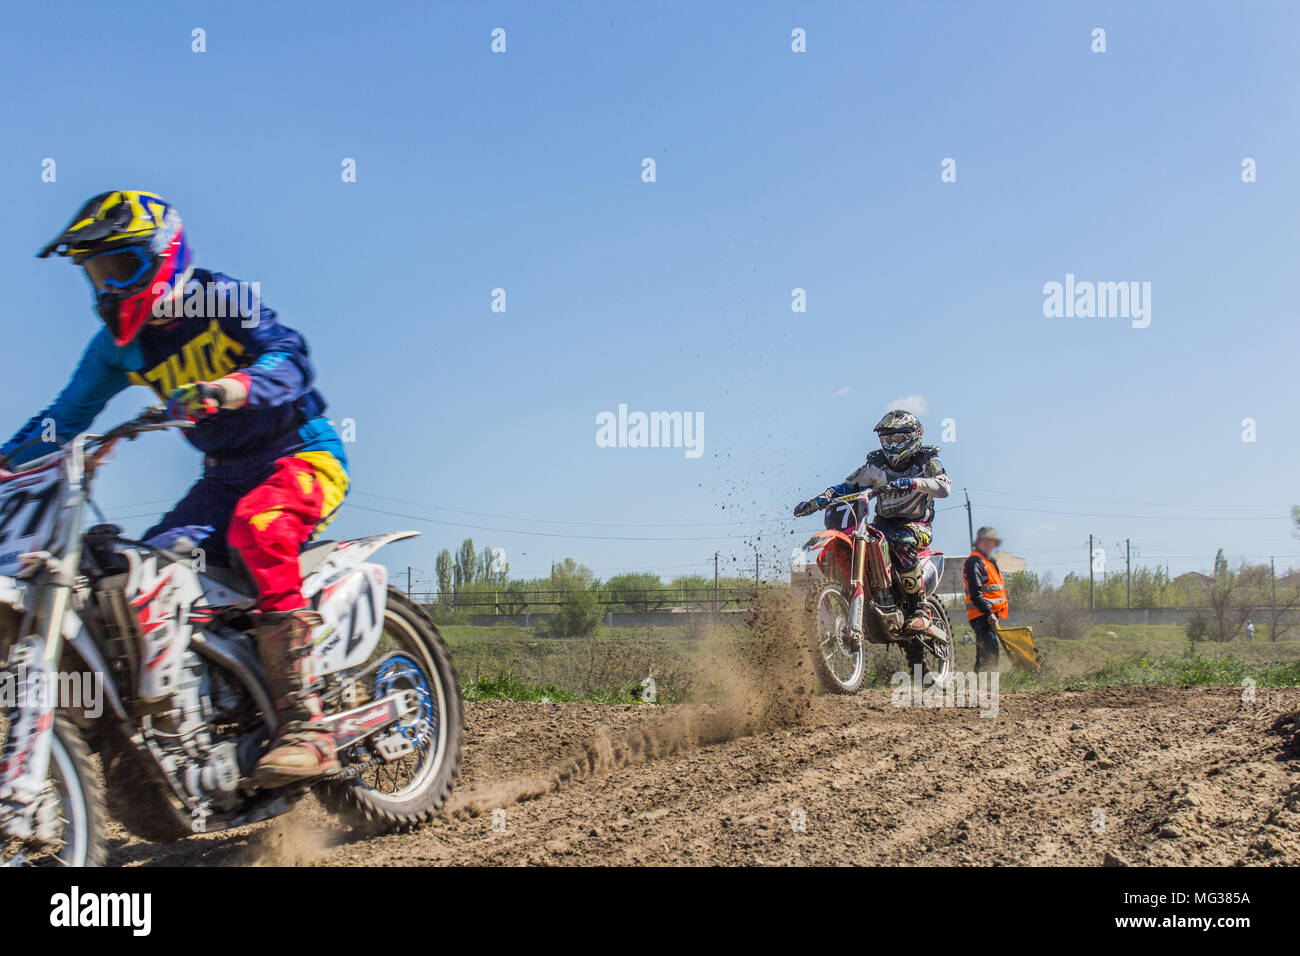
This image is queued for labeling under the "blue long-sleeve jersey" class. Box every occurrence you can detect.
[1,269,333,466]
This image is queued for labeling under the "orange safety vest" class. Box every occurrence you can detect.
[965,550,1008,621]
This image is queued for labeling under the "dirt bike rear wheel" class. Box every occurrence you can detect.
[318,590,463,830]
[808,581,867,693]
[1,713,106,866]
[904,597,955,689]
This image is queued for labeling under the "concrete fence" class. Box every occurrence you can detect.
[465,609,750,628]
[1000,606,1300,629]
[454,605,1299,631]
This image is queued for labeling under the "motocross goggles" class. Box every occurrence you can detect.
[879,429,921,467]
[878,431,917,452]
[83,239,182,347]
[81,245,154,293]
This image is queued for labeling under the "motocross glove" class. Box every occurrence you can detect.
[166,382,227,422]
[793,489,837,517]
[888,477,915,492]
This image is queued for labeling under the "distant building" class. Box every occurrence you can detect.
[994,551,1027,575]
[938,557,965,597]
[797,547,1028,601]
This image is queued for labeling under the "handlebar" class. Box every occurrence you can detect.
[91,405,190,446]
[0,406,191,482]
[822,486,882,508]
[86,406,192,466]
[793,486,880,519]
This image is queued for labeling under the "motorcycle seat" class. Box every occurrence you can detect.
[178,540,340,597]
[297,539,338,578]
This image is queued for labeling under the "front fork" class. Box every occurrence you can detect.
[848,534,867,635]
[0,568,75,841]
[848,529,895,638]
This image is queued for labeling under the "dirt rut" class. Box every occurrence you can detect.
[107,685,1300,866]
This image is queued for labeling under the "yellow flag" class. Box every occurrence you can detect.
[996,626,1041,674]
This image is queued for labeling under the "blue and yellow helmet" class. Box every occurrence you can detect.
[38,190,192,346]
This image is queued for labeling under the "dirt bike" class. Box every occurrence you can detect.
[792,488,954,694]
[0,407,463,866]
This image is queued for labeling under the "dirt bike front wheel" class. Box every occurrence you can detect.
[318,590,463,830]
[808,581,867,694]
[1,713,106,866]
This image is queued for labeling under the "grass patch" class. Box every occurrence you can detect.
[1067,655,1300,689]
[444,625,697,703]
[460,670,651,705]
[441,619,1300,706]
[461,671,579,703]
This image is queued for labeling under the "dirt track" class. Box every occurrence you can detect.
[109,685,1300,866]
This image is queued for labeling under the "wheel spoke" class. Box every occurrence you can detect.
[337,607,450,803]
[814,586,862,688]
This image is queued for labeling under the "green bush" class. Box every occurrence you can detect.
[537,587,602,638]
[462,672,579,703]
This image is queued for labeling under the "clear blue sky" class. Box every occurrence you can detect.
[2,1,1297,589]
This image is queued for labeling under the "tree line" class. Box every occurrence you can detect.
[426,538,756,637]
[997,549,1300,642]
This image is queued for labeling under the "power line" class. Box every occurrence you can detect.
[346,502,777,542]
[978,503,1285,521]
[101,497,177,513]
[967,487,1293,511]
[350,491,777,530]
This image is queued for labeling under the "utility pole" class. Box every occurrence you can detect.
[714,551,720,616]
[407,566,412,602]
[1088,534,1095,611]
[1125,539,1131,610]
[1271,556,1277,633]
[964,488,974,552]
[755,549,760,589]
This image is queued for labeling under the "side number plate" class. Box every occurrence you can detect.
[0,465,63,576]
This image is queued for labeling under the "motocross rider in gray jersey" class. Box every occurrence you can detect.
[794,410,952,631]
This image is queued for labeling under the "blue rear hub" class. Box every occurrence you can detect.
[374,655,438,749]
